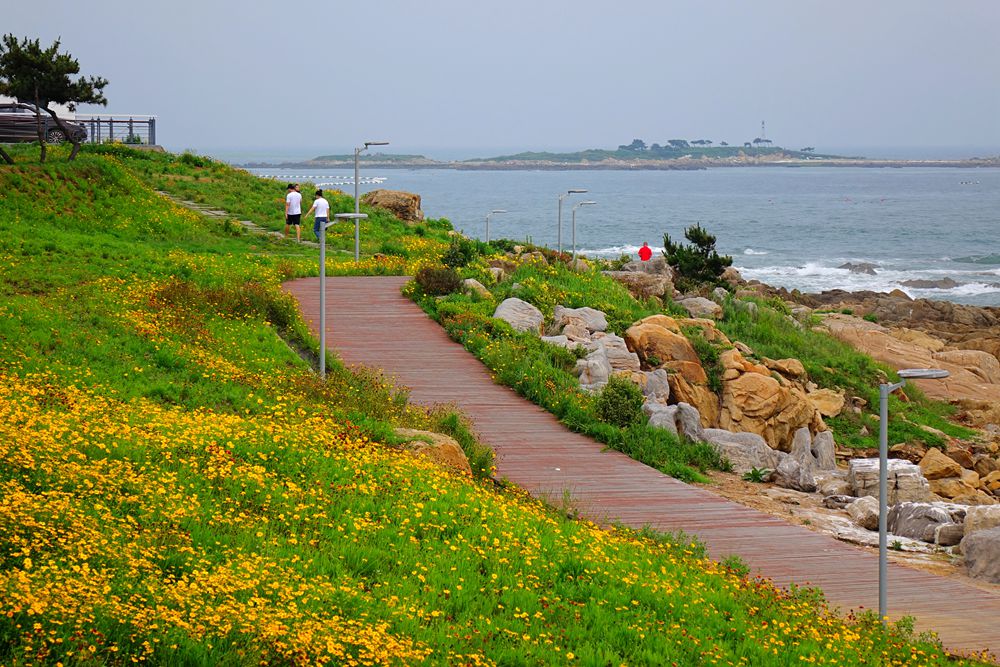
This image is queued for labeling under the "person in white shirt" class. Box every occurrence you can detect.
[305,189,332,241]
[284,183,303,242]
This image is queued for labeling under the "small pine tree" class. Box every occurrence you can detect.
[662,224,733,289]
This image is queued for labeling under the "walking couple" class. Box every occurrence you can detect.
[284,183,332,242]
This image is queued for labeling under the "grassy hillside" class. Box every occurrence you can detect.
[0,145,988,665]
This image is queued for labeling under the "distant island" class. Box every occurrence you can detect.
[240,139,1000,170]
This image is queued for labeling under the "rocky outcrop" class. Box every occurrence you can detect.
[887,502,952,542]
[847,458,931,504]
[718,349,824,451]
[772,456,816,492]
[701,428,783,474]
[848,496,880,530]
[676,296,723,319]
[462,278,491,299]
[552,305,608,333]
[919,448,964,480]
[964,506,1000,536]
[395,428,471,475]
[493,298,543,334]
[645,401,704,441]
[360,189,424,223]
[961,527,1000,583]
[601,271,674,300]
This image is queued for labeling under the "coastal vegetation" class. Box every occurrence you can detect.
[0,143,989,664]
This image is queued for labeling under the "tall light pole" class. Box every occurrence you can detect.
[877,367,949,624]
[354,140,388,262]
[485,209,506,244]
[317,212,367,379]
[558,189,587,254]
[571,200,597,268]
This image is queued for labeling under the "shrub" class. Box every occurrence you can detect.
[662,224,733,289]
[441,236,479,268]
[595,375,645,428]
[415,266,461,296]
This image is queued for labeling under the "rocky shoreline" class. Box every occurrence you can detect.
[481,247,1000,586]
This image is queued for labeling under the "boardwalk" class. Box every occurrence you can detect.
[284,276,1000,657]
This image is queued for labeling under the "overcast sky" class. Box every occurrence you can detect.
[6,0,999,158]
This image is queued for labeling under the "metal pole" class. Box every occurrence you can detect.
[486,213,490,244]
[878,380,903,626]
[319,223,327,378]
[149,118,156,145]
[571,208,577,266]
[354,147,361,262]
[557,196,563,254]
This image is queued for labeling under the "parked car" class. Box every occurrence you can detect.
[0,102,88,144]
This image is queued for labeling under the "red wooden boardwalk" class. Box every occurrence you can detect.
[284,276,1000,657]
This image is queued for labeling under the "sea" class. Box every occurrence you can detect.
[245,166,1000,306]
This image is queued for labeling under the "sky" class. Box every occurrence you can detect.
[5,0,1000,159]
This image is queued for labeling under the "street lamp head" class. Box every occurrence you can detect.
[574,200,597,210]
[897,368,950,380]
[568,189,588,194]
[364,141,389,148]
[490,209,507,214]
[335,213,369,222]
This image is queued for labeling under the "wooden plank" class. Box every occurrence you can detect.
[284,276,1000,657]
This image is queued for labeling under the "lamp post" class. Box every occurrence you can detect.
[316,212,368,379]
[571,200,597,267]
[485,209,506,244]
[877,367,950,624]
[557,189,587,254]
[354,140,388,262]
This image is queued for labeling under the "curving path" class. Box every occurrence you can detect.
[284,276,1000,658]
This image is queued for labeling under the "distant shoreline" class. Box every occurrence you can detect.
[239,156,1000,171]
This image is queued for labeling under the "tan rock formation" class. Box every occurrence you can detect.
[395,428,471,475]
[624,322,699,367]
[719,371,822,451]
[668,373,719,427]
[919,448,963,480]
[930,477,976,499]
[807,388,846,418]
[820,314,1000,404]
[360,189,424,223]
[764,357,806,379]
[932,349,1000,384]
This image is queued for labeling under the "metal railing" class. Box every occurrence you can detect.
[76,114,157,145]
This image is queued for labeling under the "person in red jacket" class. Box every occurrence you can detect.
[638,242,653,262]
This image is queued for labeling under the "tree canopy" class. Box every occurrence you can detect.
[662,224,733,289]
[0,34,108,161]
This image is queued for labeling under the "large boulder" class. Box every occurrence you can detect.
[553,305,608,333]
[621,256,673,276]
[961,527,1000,583]
[772,456,816,492]
[601,271,673,300]
[719,371,821,451]
[676,296,723,320]
[848,496,880,530]
[932,349,1000,384]
[624,321,700,369]
[574,348,612,391]
[360,189,424,223]
[395,428,471,475]
[494,298,543,334]
[634,368,671,404]
[701,428,783,474]
[919,448,964,480]
[668,372,719,427]
[591,332,641,374]
[645,401,703,441]
[847,458,932,504]
[807,388,846,418]
[887,502,952,542]
[964,506,1000,536]
[462,278,491,299]
[789,427,837,471]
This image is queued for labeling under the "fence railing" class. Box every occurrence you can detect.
[76,115,157,145]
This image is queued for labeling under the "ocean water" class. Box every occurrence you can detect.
[248,166,1000,306]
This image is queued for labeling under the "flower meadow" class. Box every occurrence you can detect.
[0,146,991,665]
